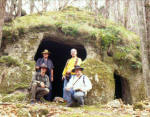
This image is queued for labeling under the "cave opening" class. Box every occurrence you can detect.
[114,73,132,104]
[34,37,87,100]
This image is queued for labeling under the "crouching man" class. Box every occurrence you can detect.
[65,66,92,107]
[30,63,50,104]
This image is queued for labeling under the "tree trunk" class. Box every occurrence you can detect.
[145,0,150,61]
[94,0,99,15]
[30,0,34,14]
[10,0,15,16]
[16,0,22,17]
[104,0,139,34]
[137,0,149,97]
[0,0,7,48]
[43,0,50,12]
[145,0,150,97]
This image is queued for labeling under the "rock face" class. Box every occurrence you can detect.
[0,7,146,104]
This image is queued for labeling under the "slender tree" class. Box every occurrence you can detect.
[0,0,7,48]
[144,0,150,97]
[137,0,149,97]
[145,0,150,61]
[16,0,22,17]
[30,0,35,14]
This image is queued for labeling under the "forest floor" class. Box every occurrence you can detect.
[0,99,150,117]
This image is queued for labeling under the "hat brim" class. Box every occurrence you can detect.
[42,52,50,54]
[40,66,48,69]
[72,68,84,72]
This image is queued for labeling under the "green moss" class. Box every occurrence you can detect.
[2,93,26,102]
[16,103,26,108]
[133,102,145,110]
[0,56,20,67]
[17,108,29,117]
[82,59,113,80]
[81,59,115,104]
[39,109,49,116]
[0,64,32,94]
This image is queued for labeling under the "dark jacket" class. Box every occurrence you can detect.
[32,72,50,88]
[36,58,54,71]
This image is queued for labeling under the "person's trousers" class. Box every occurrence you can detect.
[30,82,49,101]
[44,82,52,101]
[44,73,52,101]
[71,91,85,106]
[63,78,71,103]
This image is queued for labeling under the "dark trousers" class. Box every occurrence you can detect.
[44,82,53,101]
[44,73,53,101]
[70,91,85,106]
[31,82,49,101]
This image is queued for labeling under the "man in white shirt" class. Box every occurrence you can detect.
[65,66,92,107]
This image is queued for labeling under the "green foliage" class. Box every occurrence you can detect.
[131,61,142,69]
[0,56,20,67]
[18,27,25,36]
[100,27,121,50]
[113,45,142,70]
[61,23,79,37]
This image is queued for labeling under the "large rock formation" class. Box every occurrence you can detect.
[0,7,145,104]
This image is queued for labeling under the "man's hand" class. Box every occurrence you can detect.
[36,81,40,84]
[40,82,45,88]
[65,87,71,91]
[51,77,54,82]
[62,76,65,80]
[36,66,40,69]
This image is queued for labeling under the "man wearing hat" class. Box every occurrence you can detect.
[30,63,50,104]
[65,65,92,107]
[36,49,54,101]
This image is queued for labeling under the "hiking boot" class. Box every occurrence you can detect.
[66,102,74,107]
[80,104,84,107]
[30,100,35,104]
[36,98,42,103]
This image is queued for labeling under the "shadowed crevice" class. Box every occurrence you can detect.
[114,73,132,104]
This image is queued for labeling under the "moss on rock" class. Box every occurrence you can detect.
[82,59,115,104]
[0,56,20,67]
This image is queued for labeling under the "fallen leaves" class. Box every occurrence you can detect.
[0,99,150,117]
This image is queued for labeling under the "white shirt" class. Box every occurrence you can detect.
[66,75,92,94]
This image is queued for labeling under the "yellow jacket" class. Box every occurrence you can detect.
[62,57,82,77]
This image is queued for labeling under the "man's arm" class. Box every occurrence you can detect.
[45,75,50,88]
[35,58,41,70]
[51,69,54,82]
[49,59,54,82]
[62,59,70,79]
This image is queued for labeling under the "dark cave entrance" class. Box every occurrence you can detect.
[34,37,87,99]
[114,73,132,104]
